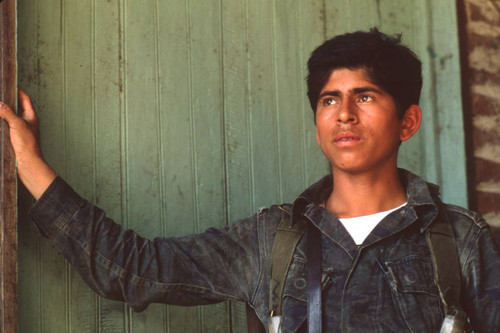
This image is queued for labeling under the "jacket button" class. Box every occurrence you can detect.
[404,272,416,284]
[294,278,306,289]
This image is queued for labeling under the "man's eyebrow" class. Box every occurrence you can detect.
[318,90,340,99]
[318,86,384,99]
[352,86,383,94]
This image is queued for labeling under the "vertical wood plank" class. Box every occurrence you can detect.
[348,0,381,31]
[155,0,201,330]
[119,1,131,330]
[324,0,351,35]
[325,0,380,37]
[17,0,42,332]
[222,0,253,222]
[16,0,41,328]
[0,0,18,332]
[376,0,425,177]
[410,0,441,185]
[247,0,281,209]
[188,0,230,331]
[428,0,468,206]
[273,0,305,203]
[123,0,166,331]
[297,1,330,186]
[94,0,127,331]
[64,0,99,330]
[36,0,68,331]
[220,0,252,330]
[156,0,195,237]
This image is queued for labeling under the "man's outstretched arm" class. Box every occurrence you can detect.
[0,89,261,311]
[0,88,56,199]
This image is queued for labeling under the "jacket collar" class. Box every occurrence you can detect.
[292,169,441,231]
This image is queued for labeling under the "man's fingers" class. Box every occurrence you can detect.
[0,87,38,127]
[0,102,19,124]
[18,88,38,123]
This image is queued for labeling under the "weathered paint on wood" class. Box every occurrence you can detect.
[0,1,18,332]
[16,0,467,332]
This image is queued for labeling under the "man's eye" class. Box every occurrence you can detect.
[359,95,373,103]
[323,97,336,106]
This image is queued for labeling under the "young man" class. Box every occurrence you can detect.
[1,29,499,332]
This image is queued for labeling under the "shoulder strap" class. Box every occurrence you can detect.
[426,198,461,314]
[268,203,322,333]
[247,206,306,333]
[269,207,306,319]
[247,207,305,333]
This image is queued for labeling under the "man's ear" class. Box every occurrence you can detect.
[400,105,422,142]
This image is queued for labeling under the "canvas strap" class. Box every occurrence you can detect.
[426,198,462,314]
[268,202,323,333]
[268,208,306,318]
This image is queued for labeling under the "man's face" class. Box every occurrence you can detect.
[315,68,408,175]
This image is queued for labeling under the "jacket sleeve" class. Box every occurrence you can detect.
[460,218,500,332]
[29,176,261,312]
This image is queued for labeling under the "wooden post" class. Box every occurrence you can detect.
[0,0,18,332]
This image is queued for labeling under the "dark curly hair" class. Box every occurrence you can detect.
[306,28,422,119]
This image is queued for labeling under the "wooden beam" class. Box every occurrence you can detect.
[0,0,18,332]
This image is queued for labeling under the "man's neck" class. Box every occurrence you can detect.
[325,167,407,219]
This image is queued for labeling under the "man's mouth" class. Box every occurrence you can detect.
[334,132,361,145]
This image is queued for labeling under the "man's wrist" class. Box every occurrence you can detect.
[17,157,57,200]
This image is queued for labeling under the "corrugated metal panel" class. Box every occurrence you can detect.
[17,0,467,332]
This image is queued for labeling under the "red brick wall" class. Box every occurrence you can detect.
[458,0,500,241]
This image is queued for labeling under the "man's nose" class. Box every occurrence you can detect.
[337,101,358,124]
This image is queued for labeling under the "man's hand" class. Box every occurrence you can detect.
[0,88,56,199]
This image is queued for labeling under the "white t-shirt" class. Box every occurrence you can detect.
[339,203,407,245]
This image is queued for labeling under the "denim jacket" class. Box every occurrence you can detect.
[30,169,500,332]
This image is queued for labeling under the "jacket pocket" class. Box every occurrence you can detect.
[382,255,444,332]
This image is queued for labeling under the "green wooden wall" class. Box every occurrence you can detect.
[17,0,466,332]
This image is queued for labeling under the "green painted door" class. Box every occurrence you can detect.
[17,0,466,332]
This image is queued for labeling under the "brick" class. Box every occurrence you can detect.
[471,93,499,116]
[470,68,500,85]
[466,1,500,27]
[474,158,500,182]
